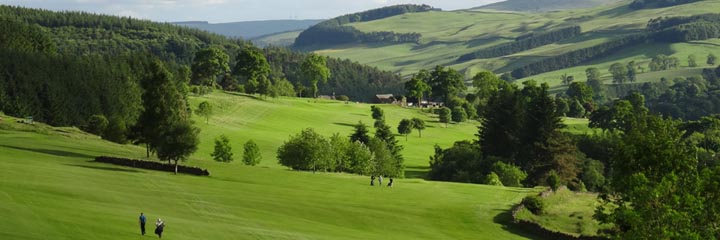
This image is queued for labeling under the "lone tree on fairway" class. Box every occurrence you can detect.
[243,140,262,166]
[191,47,230,86]
[451,106,467,123]
[195,101,213,124]
[211,134,233,162]
[688,54,698,67]
[708,53,717,66]
[301,54,330,98]
[371,105,384,121]
[350,121,371,145]
[438,107,451,127]
[397,119,414,141]
[156,120,200,174]
[411,117,426,137]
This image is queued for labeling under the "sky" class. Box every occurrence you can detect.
[0,0,503,23]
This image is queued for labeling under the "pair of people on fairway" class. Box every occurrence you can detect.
[139,213,165,238]
[370,175,394,187]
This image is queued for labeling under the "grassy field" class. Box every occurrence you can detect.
[311,0,720,89]
[0,113,546,239]
[187,92,480,178]
[515,188,609,237]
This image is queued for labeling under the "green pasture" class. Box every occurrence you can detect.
[313,0,720,83]
[0,114,544,239]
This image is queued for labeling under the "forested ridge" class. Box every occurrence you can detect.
[294,4,436,47]
[0,5,402,102]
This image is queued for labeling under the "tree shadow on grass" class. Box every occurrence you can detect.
[0,145,95,159]
[493,207,547,240]
[64,164,142,173]
[333,122,357,128]
[404,169,428,179]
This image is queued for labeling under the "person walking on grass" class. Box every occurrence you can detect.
[139,213,147,235]
[155,218,165,238]
[371,175,375,186]
[378,175,383,186]
[387,178,394,188]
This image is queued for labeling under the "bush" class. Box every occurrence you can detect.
[277,128,331,171]
[522,195,546,215]
[546,170,561,191]
[85,114,108,136]
[243,140,262,166]
[336,95,350,101]
[581,159,606,192]
[492,161,527,187]
[485,172,504,186]
[567,180,587,192]
[211,134,233,163]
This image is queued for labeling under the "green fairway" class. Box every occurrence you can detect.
[187,92,480,178]
[0,115,543,239]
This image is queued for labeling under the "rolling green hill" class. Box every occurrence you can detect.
[310,0,720,89]
[174,19,323,40]
[476,0,623,12]
[0,97,545,239]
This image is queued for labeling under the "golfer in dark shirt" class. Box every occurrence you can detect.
[139,213,146,235]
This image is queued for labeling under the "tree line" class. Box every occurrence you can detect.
[293,4,435,47]
[458,26,581,61]
[276,106,407,177]
[0,5,405,102]
[630,0,703,9]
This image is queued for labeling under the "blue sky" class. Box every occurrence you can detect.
[0,0,503,23]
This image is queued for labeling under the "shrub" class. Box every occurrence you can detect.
[567,180,587,192]
[485,172,504,186]
[581,159,606,192]
[451,106,467,122]
[211,135,233,163]
[336,95,350,101]
[522,195,545,215]
[492,161,527,187]
[85,114,108,136]
[277,128,331,171]
[243,140,262,166]
[547,170,561,191]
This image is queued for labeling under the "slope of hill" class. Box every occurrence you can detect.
[252,30,303,47]
[0,105,542,240]
[310,0,720,89]
[174,19,323,39]
[475,0,623,12]
[0,5,404,103]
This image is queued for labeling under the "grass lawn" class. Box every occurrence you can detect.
[515,188,610,237]
[188,92,481,178]
[0,114,544,239]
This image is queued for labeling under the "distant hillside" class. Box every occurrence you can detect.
[174,19,323,39]
[475,0,623,12]
[294,4,438,47]
[252,30,303,47]
[306,0,719,90]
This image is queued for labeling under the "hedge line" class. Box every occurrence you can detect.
[95,156,210,176]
